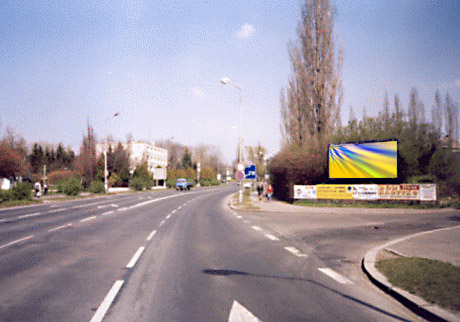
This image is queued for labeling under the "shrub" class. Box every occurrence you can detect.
[58,177,82,196]
[130,177,145,191]
[0,189,11,202]
[11,182,32,200]
[89,181,105,194]
[47,170,81,184]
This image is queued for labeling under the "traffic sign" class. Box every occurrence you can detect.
[244,165,257,179]
[236,171,245,180]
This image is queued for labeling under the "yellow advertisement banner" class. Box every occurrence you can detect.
[316,185,353,200]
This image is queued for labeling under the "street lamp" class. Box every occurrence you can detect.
[104,112,120,193]
[220,77,243,204]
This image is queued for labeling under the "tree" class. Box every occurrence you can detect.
[281,0,343,146]
[0,142,26,178]
[78,121,97,188]
[29,143,44,173]
[181,148,193,169]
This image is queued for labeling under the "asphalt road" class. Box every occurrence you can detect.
[1,186,458,321]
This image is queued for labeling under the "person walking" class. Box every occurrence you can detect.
[267,184,273,201]
[257,184,264,202]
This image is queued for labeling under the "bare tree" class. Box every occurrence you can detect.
[281,0,343,146]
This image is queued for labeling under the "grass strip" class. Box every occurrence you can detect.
[376,257,460,312]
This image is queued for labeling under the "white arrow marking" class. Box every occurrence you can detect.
[228,300,262,322]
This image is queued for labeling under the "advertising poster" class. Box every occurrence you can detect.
[353,185,379,200]
[419,184,437,201]
[294,185,316,199]
[378,184,420,200]
[316,185,353,200]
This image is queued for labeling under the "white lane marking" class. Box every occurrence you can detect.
[102,211,114,216]
[80,216,97,223]
[171,209,177,214]
[0,235,35,249]
[177,206,182,210]
[111,204,119,208]
[284,246,307,257]
[166,214,171,219]
[97,205,110,209]
[72,201,106,209]
[318,268,353,284]
[90,280,124,322]
[251,226,263,231]
[126,247,145,268]
[228,300,262,322]
[264,233,279,241]
[146,230,156,241]
[17,212,41,219]
[48,223,72,232]
[236,215,242,219]
[118,207,128,211]
[0,219,5,223]
[48,208,67,214]
[159,220,165,226]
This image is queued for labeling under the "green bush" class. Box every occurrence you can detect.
[0,189,11,202]
[130,177,145,191]
[11,182,32,200]
[58,177,82,196]
[89,181,105,194]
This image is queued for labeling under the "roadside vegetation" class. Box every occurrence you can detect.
[269,0,460,204]
[376,257,460,312]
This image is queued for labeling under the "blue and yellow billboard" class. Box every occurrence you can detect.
[328,140,398,179]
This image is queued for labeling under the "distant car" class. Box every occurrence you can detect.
[243,182,252,189]
[175,178,193,191]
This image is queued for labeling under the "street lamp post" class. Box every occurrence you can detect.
[104,112,120,193]
[220,77,243,204]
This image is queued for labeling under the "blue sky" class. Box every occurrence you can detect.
[1,0,459,164]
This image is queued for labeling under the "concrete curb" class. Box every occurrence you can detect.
[362,226,460,322]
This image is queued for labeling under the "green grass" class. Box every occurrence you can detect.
[0,199,42,208]
[376,257,460,312]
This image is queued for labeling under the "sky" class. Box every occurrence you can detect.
[1,0,459,164]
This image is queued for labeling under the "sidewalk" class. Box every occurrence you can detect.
[230,192,460,322]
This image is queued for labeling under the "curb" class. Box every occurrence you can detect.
[362,227,460,322]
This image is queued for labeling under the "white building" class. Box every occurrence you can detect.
[96,141,168,185]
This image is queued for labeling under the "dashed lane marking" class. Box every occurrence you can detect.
[80,216,97,223]
[284,246,307,257]
[146,230,156,241]
[251,226,263,231]
[48,223,72,232]
[90,280,124,322]
[17,212,41,219]
[159,220,165,226]
[48,208,67,214]
[0,235,35,250]
[264,233,279,241]
[318,268,353,284]
[102,211,114,216]
[166,214,171,219]
[126,247,145,268]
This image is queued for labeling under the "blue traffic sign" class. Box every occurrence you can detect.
[244,165,257,179]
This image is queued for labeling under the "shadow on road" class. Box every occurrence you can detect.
[203,268,412,322]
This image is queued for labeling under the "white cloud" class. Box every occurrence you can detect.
[236,23,255,39]
[191,87,204,98]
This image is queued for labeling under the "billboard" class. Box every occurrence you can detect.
[329,140,398,179]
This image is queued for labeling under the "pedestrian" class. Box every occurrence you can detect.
[34,181,41,197]
[44,183,48,195]
[267,184,273,201]
[257,184,264,201]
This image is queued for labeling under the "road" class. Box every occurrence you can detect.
[0,186,458,321]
